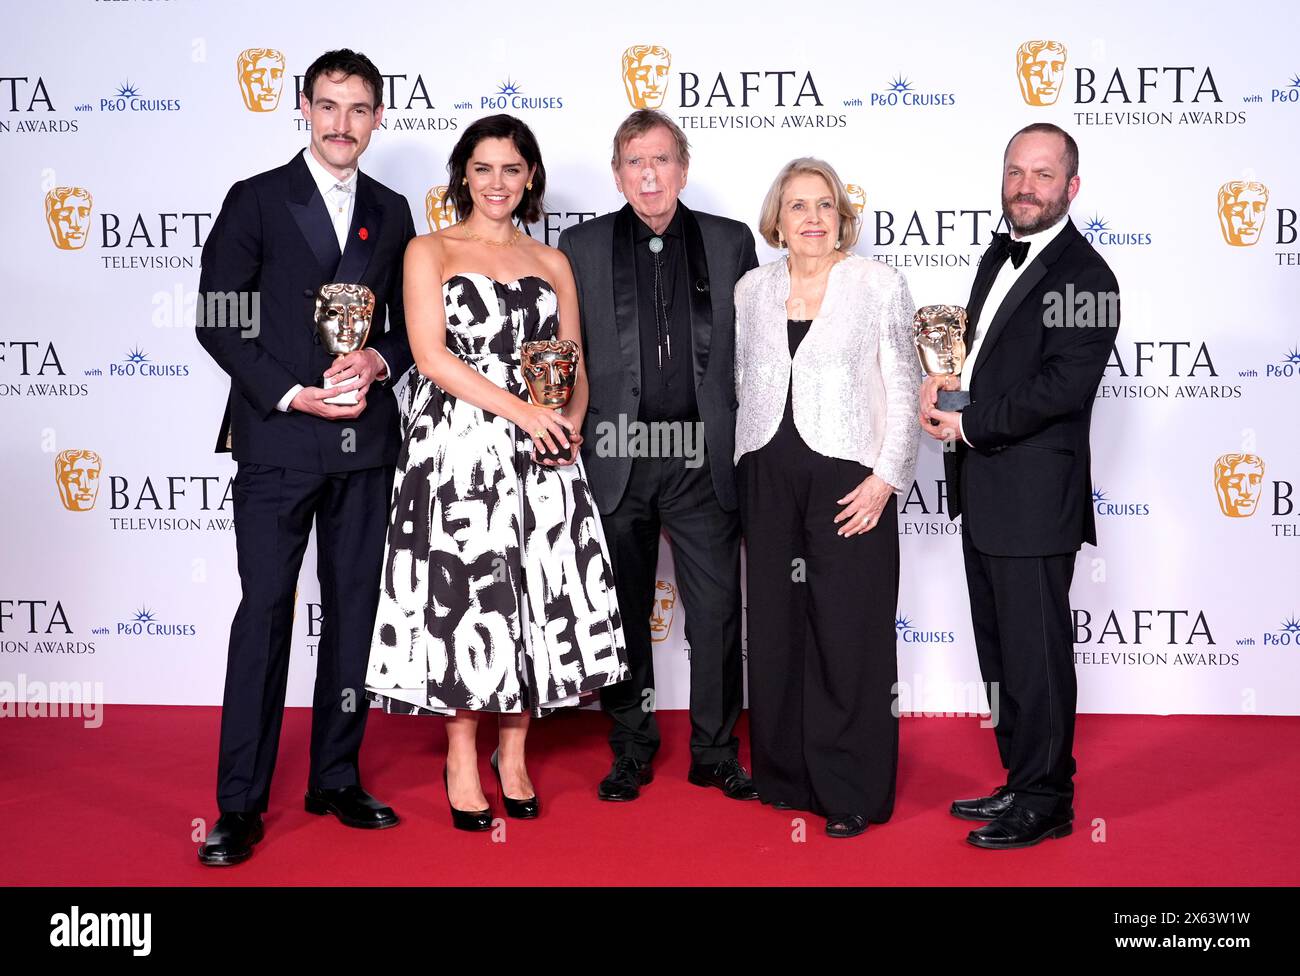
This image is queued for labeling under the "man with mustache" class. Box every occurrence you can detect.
[920,123,1119,849]
[195,49,416,865]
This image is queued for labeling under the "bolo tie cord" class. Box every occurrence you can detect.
[650,235,672,370]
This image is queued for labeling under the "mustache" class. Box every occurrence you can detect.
[1009,194,1043,206]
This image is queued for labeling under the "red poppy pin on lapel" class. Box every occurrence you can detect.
[358,227,369,241]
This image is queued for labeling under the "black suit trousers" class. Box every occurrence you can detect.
[961,529,1078,815]
[216,461,392,812]
[598,450,743,765]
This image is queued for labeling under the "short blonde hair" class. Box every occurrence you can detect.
[757,158,860,250]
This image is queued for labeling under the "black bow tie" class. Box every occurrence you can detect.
[991,232,1031,269]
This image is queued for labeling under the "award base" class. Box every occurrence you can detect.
[533,441,576,464]
[937,389,970,412]
[322,373,359,406]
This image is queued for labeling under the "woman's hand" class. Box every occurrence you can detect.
[834,473,895,537]
[515,403,575,459]
[533,431,584,466]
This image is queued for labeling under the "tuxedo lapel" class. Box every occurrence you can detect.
[972,219,1080,381]
[334,174,381,284]
[611,204,642,391]
[285,154,342,278]
[679,203,713,389]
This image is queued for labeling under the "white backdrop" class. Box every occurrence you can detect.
[3,0,1297,716]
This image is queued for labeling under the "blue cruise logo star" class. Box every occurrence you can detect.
[1282,347,1300,366]
[116,81,140,99]
[1289,74,1300,89]
[496,79,522,96]
[124,347,148,365]
[1281,616,1300,635]
[133,607,155,623]
[895,615,913,633]
[1084,215,1109,235]
[1092,485,1108,503]
[886,75,912,94]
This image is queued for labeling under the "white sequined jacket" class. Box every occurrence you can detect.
[733,254,920,491]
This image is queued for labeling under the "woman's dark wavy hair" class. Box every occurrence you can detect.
[445,114,546,224]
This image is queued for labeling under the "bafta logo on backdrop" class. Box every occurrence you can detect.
[1016,40,1068,106]
[55,449,103,511]
[649,579,677,644]
[45,187,93,250]
[425,185,457,231]
[1217,181,1269,246]
[1214,453,1265,517]
[622,45,672,109]
[845,184,866,216]
[238,48,286,112]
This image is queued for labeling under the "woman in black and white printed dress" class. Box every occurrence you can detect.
[366,115,627,830]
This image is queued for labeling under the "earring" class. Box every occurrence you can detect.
[777,231,785,248]
[834,240,842,250]
[461,177,468,186]
[525,181,533,191]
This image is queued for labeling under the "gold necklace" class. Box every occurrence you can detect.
[460,224,522,248]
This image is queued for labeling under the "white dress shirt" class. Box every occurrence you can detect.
[958,215,1069,444]
[277,148,387,411]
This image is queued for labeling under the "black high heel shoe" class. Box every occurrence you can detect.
[443,766,493,832]
[490,750,540,819]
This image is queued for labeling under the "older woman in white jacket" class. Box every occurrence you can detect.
[734,158,919,838]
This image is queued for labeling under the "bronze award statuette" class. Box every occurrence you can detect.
[914,304,971,412]
[314,283,376,405]
[521,339,579,463]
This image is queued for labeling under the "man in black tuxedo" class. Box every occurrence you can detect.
[558,110,759,802]
[195,50,416,865]
[921,123,1119,849]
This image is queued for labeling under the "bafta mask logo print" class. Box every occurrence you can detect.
[425,185,457,231]
[1214,452,1265,517]
[45,187,93,250]
[55,449,103,511]
[845,183,866,216]
[622,45,672,109]
[238,48,286,112]
[1217,181,1268,246]
[649,579,677,643]
[1016,40,1068,106]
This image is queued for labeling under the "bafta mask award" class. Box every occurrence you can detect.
[314,283,376,405]
[914,304,972,412]
[521,339,580,462]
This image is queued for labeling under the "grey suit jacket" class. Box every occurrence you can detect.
[558,202,758,514]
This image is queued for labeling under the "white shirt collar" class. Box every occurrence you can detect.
[302,146,357,196]
[1011,213,1070,252]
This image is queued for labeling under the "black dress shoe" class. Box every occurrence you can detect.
[772,800,795,811]
[966,805,1073,850]
[950,785,1016,822]
[598,756,654,802]
[688,758,759,800]
[197,812,263,867]
[826,814,869,838]
[304,785,399,829]
[490,750,539,819]
[443,767,493,832]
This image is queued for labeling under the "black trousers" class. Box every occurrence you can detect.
[961,530,1078,816]
[598,450,743,765]
[216,462,391,813]
[737,441,900,822]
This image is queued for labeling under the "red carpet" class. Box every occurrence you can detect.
[2,708,1296,886]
